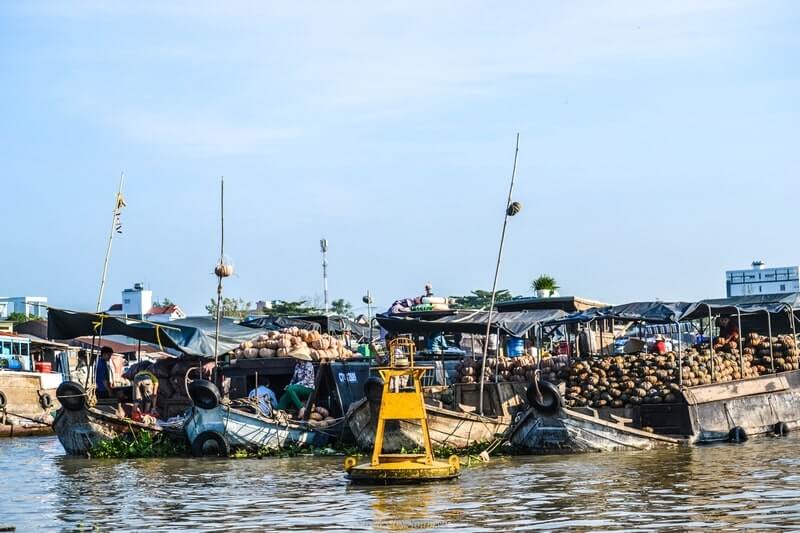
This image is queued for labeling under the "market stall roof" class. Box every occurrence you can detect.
[376,309,567,337]
[241,314,377,340]
[678,293,800,320]
[47,308,268,359]
[547,301,692,325]
[240,315,322,332]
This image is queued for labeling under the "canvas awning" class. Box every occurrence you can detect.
[678,293,800,320]
[376,309,567,337]
[48,308,269,359]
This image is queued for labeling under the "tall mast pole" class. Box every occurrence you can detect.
[96,172,125,312]
[213,177,225,375]
[479,134,521,415]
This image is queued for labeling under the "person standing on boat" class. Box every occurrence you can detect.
[277,355,315,415]
[95,346,114,399]
[717,317,740,343]
[133,368,159,415]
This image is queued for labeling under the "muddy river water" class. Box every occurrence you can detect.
[1,435,800,531]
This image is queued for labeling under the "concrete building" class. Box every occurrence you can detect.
[725,261,800,297]
[0,296,48,319]
[106,283,185,321]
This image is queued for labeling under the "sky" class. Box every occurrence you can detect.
[1,1,798,316]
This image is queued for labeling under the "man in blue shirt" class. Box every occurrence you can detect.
[248,379,278,417]
[95,346,113,399]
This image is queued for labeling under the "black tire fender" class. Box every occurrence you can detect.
[526,380,562,415]
[364,376,384,403]
[56,381,86,412]
[187,379,221,410]
[39,392,52,410]
[191,430,230,457]
[0,390,6,409]
[774,421,790,436]
[729,426,748,443]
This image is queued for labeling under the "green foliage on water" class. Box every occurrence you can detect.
[231,443,363,459]
[89,431,188,459]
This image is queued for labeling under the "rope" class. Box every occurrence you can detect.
[1,411,53,427]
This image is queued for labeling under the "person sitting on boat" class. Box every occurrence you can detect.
[248,380,278,417]
[72,350,89,387]
[95,346,114,399]
[277,356,315,416]
[652,335,668,355]
[133,368,159,415]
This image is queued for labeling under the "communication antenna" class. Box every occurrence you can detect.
[321,238,329,314]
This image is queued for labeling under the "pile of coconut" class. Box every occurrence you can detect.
[229,327,353,361]
[306,405,337,427]
[455,355,569,384]
[742,333,799,374]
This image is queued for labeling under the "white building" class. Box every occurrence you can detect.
[726,261,800,297]
[0,296,48,319]
[107,283,153,318]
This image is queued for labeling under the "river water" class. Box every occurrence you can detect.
[1,435,800,532]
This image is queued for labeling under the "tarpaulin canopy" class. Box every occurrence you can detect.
[241,314,377,340]
[678,293,800,320]
[48,308,268,359]
[376,309,567,337]
[240,316,322,332]
[547,301,692,326]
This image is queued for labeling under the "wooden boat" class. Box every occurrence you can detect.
[53,380,183,456]
[510,371,800,453]
[0,334,65,437]
[346,381,527,452]
[509,405,681,453]
[183,379,333,456]
[346,396,508,452]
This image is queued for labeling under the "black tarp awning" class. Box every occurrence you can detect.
[240,316,322,332]
[678,293,800,320]
[376,309,567,337]
[547,301,692,326]
[48,308,268,359]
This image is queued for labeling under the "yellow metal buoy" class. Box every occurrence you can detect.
[345,338,461,484]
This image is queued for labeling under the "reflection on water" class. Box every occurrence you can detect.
[1,435,800,531]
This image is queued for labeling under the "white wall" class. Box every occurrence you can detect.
[726,266,799,297]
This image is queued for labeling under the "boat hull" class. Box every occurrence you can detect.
[0,371,61,437]
[184,405,332,452]
[509,407,681,453]
[53,405,174,455]
[346,397,508,452]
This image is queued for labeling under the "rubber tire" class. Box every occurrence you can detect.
[774,421,790,436]
[364,376,384,403]
[56,381,86,412]
[0,390,6,409]
[728,426,748,443]
[526,380,562,415]
[39,392,52,409]
[187,379,221,410]
[191,430,230,457]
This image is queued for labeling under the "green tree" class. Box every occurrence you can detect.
[6,312,39,323]
[153,297,174,307]
[450,289,514,310]
[331,298,354,317]
[205,297,252,319]
[269,300,319,316]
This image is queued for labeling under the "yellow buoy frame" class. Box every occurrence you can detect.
[345,337,460,483]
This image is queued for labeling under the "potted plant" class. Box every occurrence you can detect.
[532,275,559,298]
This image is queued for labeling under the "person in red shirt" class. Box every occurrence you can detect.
[652,335,668,355]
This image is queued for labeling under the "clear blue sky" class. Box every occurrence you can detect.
[2,1,798,315]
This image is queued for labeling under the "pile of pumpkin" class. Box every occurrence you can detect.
[229,327,354,361]
[306,405,337,428]
[743,333,799,374]
[455,355,570,384]
[560,343,761,409]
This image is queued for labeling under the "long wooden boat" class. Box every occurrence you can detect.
[183,379,333,456]
[53,380,183,455]
[0,369,62,438]
[346,396,509,452]
[511,370,800,453]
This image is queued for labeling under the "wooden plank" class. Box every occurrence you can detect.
[685,375,789,405]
